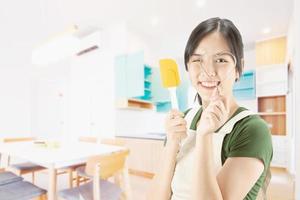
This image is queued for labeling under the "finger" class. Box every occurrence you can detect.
[170,125,187,133]
[170,118,187,127]
[218,100,229,116]
[209,100,223,115]
[207,109,221,122]
[170,109,184,116]
[168,109,184,119]
[208,112,220,124]
[210,87,220,101]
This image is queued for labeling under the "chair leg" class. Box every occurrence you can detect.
[121,166,132,200]
[32,172,35,184]
[68,169,73,188]
[76,174,80,187]
[114,173,121,187]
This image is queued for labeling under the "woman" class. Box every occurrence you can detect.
[149,17,273,200]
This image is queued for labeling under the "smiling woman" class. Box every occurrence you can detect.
[148,17,273,200]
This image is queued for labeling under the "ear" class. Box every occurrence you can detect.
[235,58,244,82]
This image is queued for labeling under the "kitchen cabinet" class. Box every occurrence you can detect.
[117,137,165,178]
[115,51,144,98]
[256,64,288,97]
[233,70,256,100]
[255,36,287,66]
[115,51,153,110]
[258,95,286,136]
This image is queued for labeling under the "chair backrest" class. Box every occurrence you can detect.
[85,149,129,180]
[100,138,125,146]
[1,137,36,167]
[78,136,98,143]
[2,137,36,143]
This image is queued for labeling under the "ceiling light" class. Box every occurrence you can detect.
[262,27,271,34]
[196,0,206,8]
[151,16,159,27]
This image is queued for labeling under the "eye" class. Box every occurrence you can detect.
[191,58,202,63]
[215,58,228,63]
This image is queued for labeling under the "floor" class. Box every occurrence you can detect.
[20,167,294,200]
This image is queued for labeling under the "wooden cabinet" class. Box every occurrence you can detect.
[258,95,288,168]
[258,95,286,135]
[255,36,287,66]
[118,137,165,178]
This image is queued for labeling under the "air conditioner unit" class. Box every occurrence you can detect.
[32,25,101,65]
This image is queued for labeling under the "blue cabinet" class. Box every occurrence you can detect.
[134,65,153,101]
[233,70,256,100]
[115,51,145,99]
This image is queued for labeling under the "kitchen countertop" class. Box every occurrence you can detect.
[116,132,166,141]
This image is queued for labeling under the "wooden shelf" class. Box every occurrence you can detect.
[116,98,153,110]
[258,95,286,136]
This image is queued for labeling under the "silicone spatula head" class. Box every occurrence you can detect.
[159,59,181,88]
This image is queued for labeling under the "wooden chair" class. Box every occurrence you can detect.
[58,149,131,200]
[1,137,46,183]
[61,136,99,188]
[75,138,125,186]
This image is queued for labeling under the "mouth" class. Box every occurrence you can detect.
[198,81,221,89]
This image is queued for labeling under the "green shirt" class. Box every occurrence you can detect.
[166,106,273,199]
[188,106,273,200]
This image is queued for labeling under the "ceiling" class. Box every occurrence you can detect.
[0,0,294,60]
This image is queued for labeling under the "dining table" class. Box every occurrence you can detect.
[0,140,127,200]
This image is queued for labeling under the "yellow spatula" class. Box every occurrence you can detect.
[159,59,181,109]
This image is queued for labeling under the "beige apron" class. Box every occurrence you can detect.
[171,105,266,200]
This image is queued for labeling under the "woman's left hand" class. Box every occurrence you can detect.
[196,88,230,135]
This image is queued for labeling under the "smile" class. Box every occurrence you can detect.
[198,81,220,88]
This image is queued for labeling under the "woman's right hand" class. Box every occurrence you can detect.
[165,109,187,145]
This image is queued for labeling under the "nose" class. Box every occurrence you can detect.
[199,59,217,78]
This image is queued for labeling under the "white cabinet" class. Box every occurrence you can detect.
[256,64,288,97]
[271,136,289,167]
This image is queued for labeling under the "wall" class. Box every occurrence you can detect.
[0,67,31,137]
[292,0,300,198]
[0,42,34,137]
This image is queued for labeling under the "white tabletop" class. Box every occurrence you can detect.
[0,141,126,169]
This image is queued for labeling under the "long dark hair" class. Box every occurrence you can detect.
[184,17,244,105]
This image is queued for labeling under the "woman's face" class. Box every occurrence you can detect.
[187,32,239,103]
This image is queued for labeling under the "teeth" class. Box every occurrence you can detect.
[201,81,218,87]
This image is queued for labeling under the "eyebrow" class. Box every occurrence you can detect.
[191,50,233,56]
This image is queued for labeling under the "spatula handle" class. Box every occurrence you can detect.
[168,87,178,109]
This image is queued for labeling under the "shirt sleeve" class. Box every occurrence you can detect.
[227,117,273,169]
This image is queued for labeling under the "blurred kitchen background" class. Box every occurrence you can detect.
[0,0,300,199]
